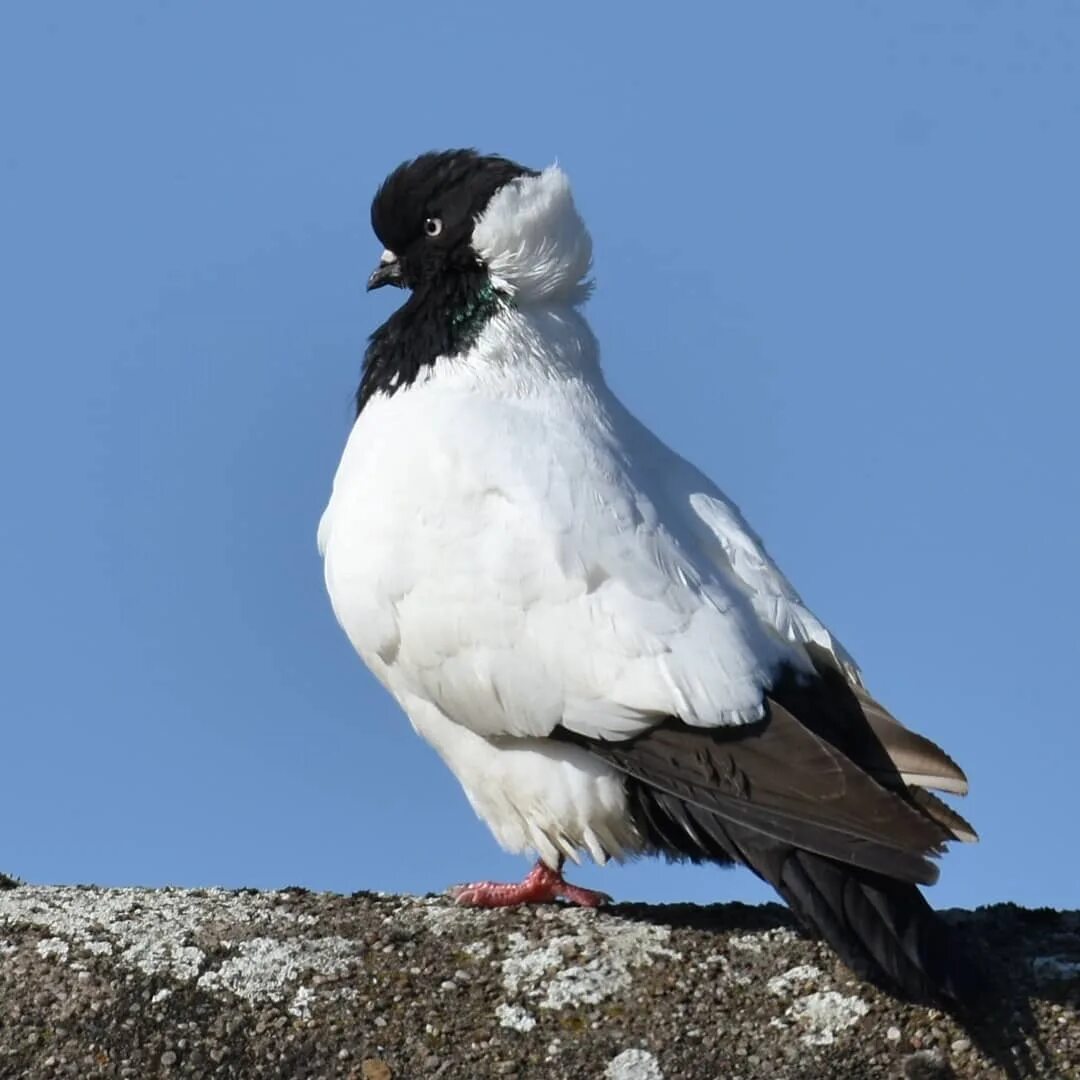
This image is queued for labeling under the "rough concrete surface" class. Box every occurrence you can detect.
[0,879,1077,1079]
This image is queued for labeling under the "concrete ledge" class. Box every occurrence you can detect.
[1,883,1077,1078]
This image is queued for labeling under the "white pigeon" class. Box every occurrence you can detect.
[319,150,979,1006]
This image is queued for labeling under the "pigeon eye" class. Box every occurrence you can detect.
[423,217,443,238]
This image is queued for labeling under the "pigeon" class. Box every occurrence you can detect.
[318,149,979,1007]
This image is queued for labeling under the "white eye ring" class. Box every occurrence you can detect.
[424,217,443,237]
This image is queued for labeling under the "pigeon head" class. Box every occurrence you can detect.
[356,150,594,413]
[367,150,533,292]
[366,149,593,304]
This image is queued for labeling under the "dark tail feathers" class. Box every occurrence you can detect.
[770,846,983,1010]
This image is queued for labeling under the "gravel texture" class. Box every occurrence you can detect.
[0,880,1077,1079]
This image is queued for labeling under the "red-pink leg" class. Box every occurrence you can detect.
[448,859,612,909]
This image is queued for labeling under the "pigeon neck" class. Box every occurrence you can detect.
[356,272,508,415]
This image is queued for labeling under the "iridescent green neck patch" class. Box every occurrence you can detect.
[448,281,509,350]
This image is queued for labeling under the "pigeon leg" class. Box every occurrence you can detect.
[448,859,611,908]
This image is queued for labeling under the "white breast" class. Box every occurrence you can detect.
[319,309,650,863]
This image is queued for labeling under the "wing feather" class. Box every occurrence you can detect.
[559,694,951,886]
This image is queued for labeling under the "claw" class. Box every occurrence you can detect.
[447,860,611,909]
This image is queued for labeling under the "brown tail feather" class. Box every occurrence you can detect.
[909,788,978,843]
[805,642,971,797]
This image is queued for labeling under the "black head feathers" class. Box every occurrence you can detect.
[369,150,536,290]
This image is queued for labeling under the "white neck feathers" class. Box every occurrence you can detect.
[471,166,593,307]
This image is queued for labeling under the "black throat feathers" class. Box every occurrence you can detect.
[356,270,506,415]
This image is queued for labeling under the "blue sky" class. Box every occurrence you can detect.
[2,3,1077,913]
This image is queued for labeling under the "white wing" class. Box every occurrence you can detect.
[617,418,975,799]
[563,393,863,688]
[687,491,860,680]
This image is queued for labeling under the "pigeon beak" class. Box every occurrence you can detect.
[367,249,405,291]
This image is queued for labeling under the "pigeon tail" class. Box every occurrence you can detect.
[618,775,984,1009]
[768,846,982,1009]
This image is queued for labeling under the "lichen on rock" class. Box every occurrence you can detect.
[0,886,1077,1078]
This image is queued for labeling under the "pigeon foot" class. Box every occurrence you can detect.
[448,859,611,908]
